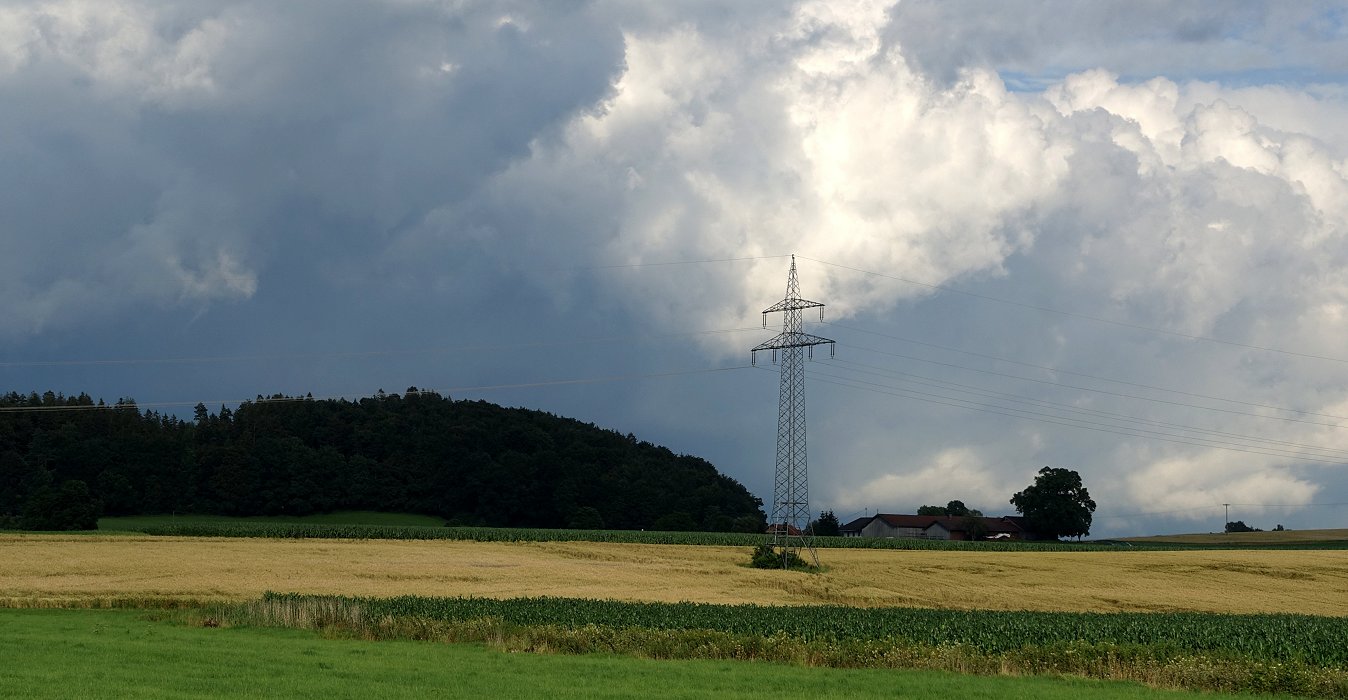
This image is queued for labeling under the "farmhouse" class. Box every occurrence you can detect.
[839,513,1042,541]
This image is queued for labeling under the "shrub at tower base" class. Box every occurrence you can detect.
[747,543,813,570]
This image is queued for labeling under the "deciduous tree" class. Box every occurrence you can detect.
[1010,467,1096,540]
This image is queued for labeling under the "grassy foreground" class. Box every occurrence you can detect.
[0,609,1296,700]
[5,534,1348,613]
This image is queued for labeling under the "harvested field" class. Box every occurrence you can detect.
[3,534,1346,615]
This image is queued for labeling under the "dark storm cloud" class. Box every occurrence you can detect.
[3,0,1348,536]
[0,0,623,338]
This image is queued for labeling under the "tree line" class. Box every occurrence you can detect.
[0,389,767,532]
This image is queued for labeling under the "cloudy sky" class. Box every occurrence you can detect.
[4,0,1348,536]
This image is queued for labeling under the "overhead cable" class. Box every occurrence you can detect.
[830,338,1348,430]
[0,365,752,413]
[800,256,1348,365]
[827,358,1348,460]
[826,321,1348,421]
[537,253,790,272]
[771,366,1348,465]
[0,326,762,368]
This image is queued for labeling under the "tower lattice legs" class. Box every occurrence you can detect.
[752,256,833,568]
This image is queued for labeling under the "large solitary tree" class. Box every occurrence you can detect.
[1010,467,1096,540]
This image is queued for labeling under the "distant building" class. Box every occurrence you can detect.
[840,514,933,538]
[839,513,1042,541]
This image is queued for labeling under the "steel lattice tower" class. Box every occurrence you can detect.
[751,256,834,567]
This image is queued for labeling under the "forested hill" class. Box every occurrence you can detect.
[0,389,766,531]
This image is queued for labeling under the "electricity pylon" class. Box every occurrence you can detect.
[751,255,834,568]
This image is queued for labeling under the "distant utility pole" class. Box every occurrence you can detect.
[752,255,834,568]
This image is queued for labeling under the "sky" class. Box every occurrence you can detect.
[3,0,1348,537]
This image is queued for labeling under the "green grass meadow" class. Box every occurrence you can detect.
[0,609,1294,700]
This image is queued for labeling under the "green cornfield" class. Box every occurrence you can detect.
[257,592,1348,667]
[130,522,1190,551]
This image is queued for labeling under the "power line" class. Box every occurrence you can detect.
[0,326,763,368]
[537,254,790,272]
[830,356,1348,458]
[810,365,1345,464]
[800,256,1348,365]
[1097,503,1347,517]
[1099,504,1225,518]
[826,321,1348,421]
[831,335,1348,431]
[0,365,752,414]
[827,358,1348,460]
[1227,502,1348,509]
[783,366,1348,465]
[442,365,749,394]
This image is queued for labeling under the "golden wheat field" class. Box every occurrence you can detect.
[4,534,1347,615]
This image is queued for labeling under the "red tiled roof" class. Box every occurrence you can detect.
[877,514,940,528]
[839,516,875,532]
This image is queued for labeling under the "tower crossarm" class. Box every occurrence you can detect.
[751,332,836,365]
[752,332,835,351]
[761,298,825,326]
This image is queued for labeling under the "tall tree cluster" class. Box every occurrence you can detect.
[916,500,984,517]
[0,390,766,532]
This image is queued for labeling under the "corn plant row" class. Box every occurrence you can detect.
[260,592,1348,667]
[132,522,1189,551]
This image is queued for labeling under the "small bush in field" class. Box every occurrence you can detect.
[748,544,809,570]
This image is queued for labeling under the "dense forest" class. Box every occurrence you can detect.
[0,389,766,532]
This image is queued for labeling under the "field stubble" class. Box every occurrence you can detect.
[3,534,1346,615]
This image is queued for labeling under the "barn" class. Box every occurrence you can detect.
[840,513,1041,541]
